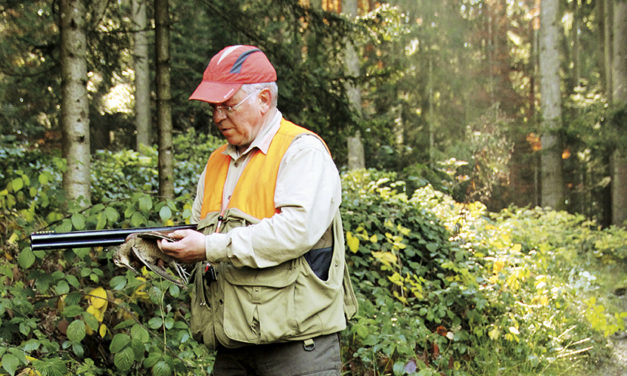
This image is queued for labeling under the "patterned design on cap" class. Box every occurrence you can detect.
[230,49,262,74]
[217,45,241,65]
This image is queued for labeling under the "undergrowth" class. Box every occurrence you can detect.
[0,140,624,376]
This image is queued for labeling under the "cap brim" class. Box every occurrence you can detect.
[188,81,243,103]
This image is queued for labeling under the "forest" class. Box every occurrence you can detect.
[0,0,625,375]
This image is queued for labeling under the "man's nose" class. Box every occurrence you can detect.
[213,108,227,122]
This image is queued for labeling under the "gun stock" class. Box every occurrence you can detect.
[30,224,197,251]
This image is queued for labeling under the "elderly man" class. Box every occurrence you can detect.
[159,45,357,375]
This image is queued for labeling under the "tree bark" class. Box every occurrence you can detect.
[539,0,565,210]
[343,0,365,170]
[132,0,152,151]
[572,0,580,88]
[60,0,91,207]
[611,0,627,227]
[604,0,614,100]
[155,0,174,199]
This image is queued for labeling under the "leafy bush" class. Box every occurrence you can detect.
[0,148,624,375]
[341,169,625,376]
[0,132,222,375]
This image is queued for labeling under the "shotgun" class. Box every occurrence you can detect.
[30,224,197,251]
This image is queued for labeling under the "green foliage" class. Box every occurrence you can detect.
[0,134,218,375]
[341,169,625,376]
[0,136,625,375]
[92,129,223,201]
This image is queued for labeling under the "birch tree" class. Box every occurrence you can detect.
[539,0,564,210]
[60,0,90,207]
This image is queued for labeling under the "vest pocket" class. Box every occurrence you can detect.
[220,261,299,343]
[189,264,216,349]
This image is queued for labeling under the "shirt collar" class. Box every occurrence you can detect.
[223,109,282,160]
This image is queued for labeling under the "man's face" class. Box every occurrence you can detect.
[212,89,263,149]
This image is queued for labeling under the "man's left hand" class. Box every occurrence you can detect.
[159,229,206,263]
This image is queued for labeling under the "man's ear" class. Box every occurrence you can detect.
[258,88,273,114]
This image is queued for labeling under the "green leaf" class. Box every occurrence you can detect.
[131,324,150,343]
[110,333,131,353]
[82,312,99,331]
[72,247,90,258]
[131,338,145,360]
[71,213,86,230]
[113,346,135,371]
[149,286,163,304]
[18,248,35,269]
[72,342,84,358]
[159,205,172,221]
[65,275,80,288]
[57,219,72,233]
[1,353,19,376]
[143,352,161,368]
[168,284,180,298]
[131,211,146,227]
[10,178,23,192]
[54,280,70,295]
[139,195,153,213]
[32,358,67,376]
[66,320,86,342]
[96,212,107,230]
[152,360,172,376]
[110,275,127,290]
[38,172,49,185]
[23,339,40,352]
[105,206,119,223]
[426,242,439,252]
[148,317,163,329]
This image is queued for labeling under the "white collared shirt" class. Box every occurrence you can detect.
[191,109,342,268]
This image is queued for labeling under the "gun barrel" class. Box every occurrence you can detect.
[30,224,197,251]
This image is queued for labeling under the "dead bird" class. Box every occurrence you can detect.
[112,232,189,287]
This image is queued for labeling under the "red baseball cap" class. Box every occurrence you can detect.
[189,45,277,103]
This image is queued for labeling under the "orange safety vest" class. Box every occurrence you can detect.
[199,118,325,220]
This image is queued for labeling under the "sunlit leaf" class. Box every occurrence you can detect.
[88,287,108,309]
[346,232,359,253]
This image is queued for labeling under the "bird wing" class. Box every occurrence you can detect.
[132,232,187,287]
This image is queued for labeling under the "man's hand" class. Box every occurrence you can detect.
[158,229,206,263]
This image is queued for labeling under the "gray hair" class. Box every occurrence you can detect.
[241,82,278,107]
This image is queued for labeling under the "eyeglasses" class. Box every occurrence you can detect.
[212,90,260,115]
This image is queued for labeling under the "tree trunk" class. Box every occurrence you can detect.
[611,0,627,227]
[539,0,564,210]
[132,0,152,151]
[60,0,91,207]
[572,0,580,88]
[155,0,174,199]
[604,0,613,100]
[343,0,365,170]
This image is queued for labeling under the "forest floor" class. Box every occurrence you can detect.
[595,334,627,376]
[594,288,626,376]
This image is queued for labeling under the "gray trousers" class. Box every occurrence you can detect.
[211,333,342,376]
